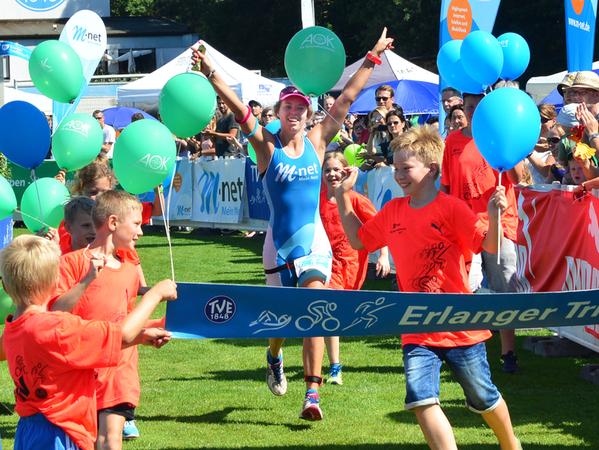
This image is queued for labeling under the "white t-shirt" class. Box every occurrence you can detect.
[527,150,553,184]
[103,124,116,158]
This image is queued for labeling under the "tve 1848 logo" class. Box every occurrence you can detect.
[204,296,236,323]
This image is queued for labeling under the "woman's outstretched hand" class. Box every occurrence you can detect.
[371,28,394,57]
[191,45,213,78]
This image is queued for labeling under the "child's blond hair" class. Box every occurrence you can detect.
[390,125,444,179]
[92,190,142,228]
[323,150,349,168]
[0,235,60,307]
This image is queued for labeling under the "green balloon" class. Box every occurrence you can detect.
[344,144,362,167]
[284,26,346,97]
[29,40,84,104]
[52,113,103,171]
[159,72,217,138]
[113,119,177,194]
[0,287,15,321]
[247,142,257,164]
[20,177,70,232]
[0,175,17,220]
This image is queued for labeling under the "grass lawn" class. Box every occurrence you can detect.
[0,227,598,449]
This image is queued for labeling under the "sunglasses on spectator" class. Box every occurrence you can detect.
[264,113,275,117]
[540,117,552,124]
[375,96,390,102]
[388,121,401,126]
[547,137,561,144]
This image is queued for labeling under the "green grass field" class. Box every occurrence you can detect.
[0,228,598,449]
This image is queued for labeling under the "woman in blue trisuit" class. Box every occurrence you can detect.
[192,28,393,420]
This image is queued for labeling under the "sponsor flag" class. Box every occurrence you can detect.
[52,10,106,131]
[564,0,598,71]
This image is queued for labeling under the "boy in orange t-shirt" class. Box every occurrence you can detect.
[1,235,176,450]
[51,190,167,450]
[334,126,521,450]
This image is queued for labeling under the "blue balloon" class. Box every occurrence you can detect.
[436,40,484,94]
[461,31,504,87]
[0,101,50,169]
[497,32,530,81]
[472,88,541,171]
[265,119,281,134]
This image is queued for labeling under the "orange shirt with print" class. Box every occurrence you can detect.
[442,130,518,241]
[54,249,141,410]
[3,310,121,450]
[320,188,377,290]
[357,192,492,347]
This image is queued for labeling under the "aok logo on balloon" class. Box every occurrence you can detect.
[63,119,90,137]
[299,34,336,52]
[138,154,171,171]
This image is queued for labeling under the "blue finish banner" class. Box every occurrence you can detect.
[0,41,32,60]
[564,0,598,71]
[245,159,270,221]
[166,282,599,339]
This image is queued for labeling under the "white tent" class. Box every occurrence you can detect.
[2,87,52,115]
[526,61,599,103]
[117,41,285,110]
[332,49,439,91]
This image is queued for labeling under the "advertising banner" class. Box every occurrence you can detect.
[439,0,501,46]
[166,282,599,339]
[192,158,245,224]
[0,41,32,60]
[564,0,598,71]
[366,166,404,210]
[245,159,270,221]
[6,0,109,20]
[515,187,599,351]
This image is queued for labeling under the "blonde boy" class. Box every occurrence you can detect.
[334,126,521,450]
[1,236,176,450]
[50,190,167,450]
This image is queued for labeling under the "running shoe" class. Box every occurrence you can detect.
[266,349,287,396]
[327,364,343,385]
[501,351,519,374]
[122,420,140,440]
[299,389,323,421]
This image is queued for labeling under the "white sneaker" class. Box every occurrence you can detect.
[266,350,287,396]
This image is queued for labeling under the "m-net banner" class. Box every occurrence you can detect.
[192,158,245,224]
[564,0,598,71]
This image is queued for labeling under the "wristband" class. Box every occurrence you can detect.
[235,106,251,125]
[242,119,260,139]
[366,51,382,65]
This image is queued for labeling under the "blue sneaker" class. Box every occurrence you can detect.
[266,349,287,396]
[122,420,140,440]
[299,389,323,421]
[327,364,343,385]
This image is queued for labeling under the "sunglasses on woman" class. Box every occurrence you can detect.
[546,137,561,144]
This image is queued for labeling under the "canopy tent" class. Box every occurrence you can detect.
[349,79,439,115]
[332,49,439,91]
[3,87,52,115]
[526,62,599,103]
[117,41,285,111]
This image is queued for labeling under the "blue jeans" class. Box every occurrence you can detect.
[15,413,80,450]
[403,342,501,413]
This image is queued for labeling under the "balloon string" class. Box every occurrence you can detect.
[16,208,51,230]
[319,103,343,129]
[30,169,45,231]
[497,171,502,265]
[158,186,175,282]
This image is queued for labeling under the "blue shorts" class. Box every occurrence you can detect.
[403,342,501,413]
[15,413,80,450]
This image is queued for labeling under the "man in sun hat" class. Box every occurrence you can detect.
[562,71,599,109]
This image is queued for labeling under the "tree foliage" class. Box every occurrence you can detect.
[110,0,594,80]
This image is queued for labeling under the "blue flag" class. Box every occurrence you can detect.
[564,0,598,71]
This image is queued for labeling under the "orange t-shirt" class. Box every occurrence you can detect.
[320,188,377,290]
[3,310,121,450]
[442,130,518,241]
[54,249,141,410]
[357,192,492,347]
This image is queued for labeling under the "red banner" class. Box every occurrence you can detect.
[515,187,599,292]
[515,187,599,351]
